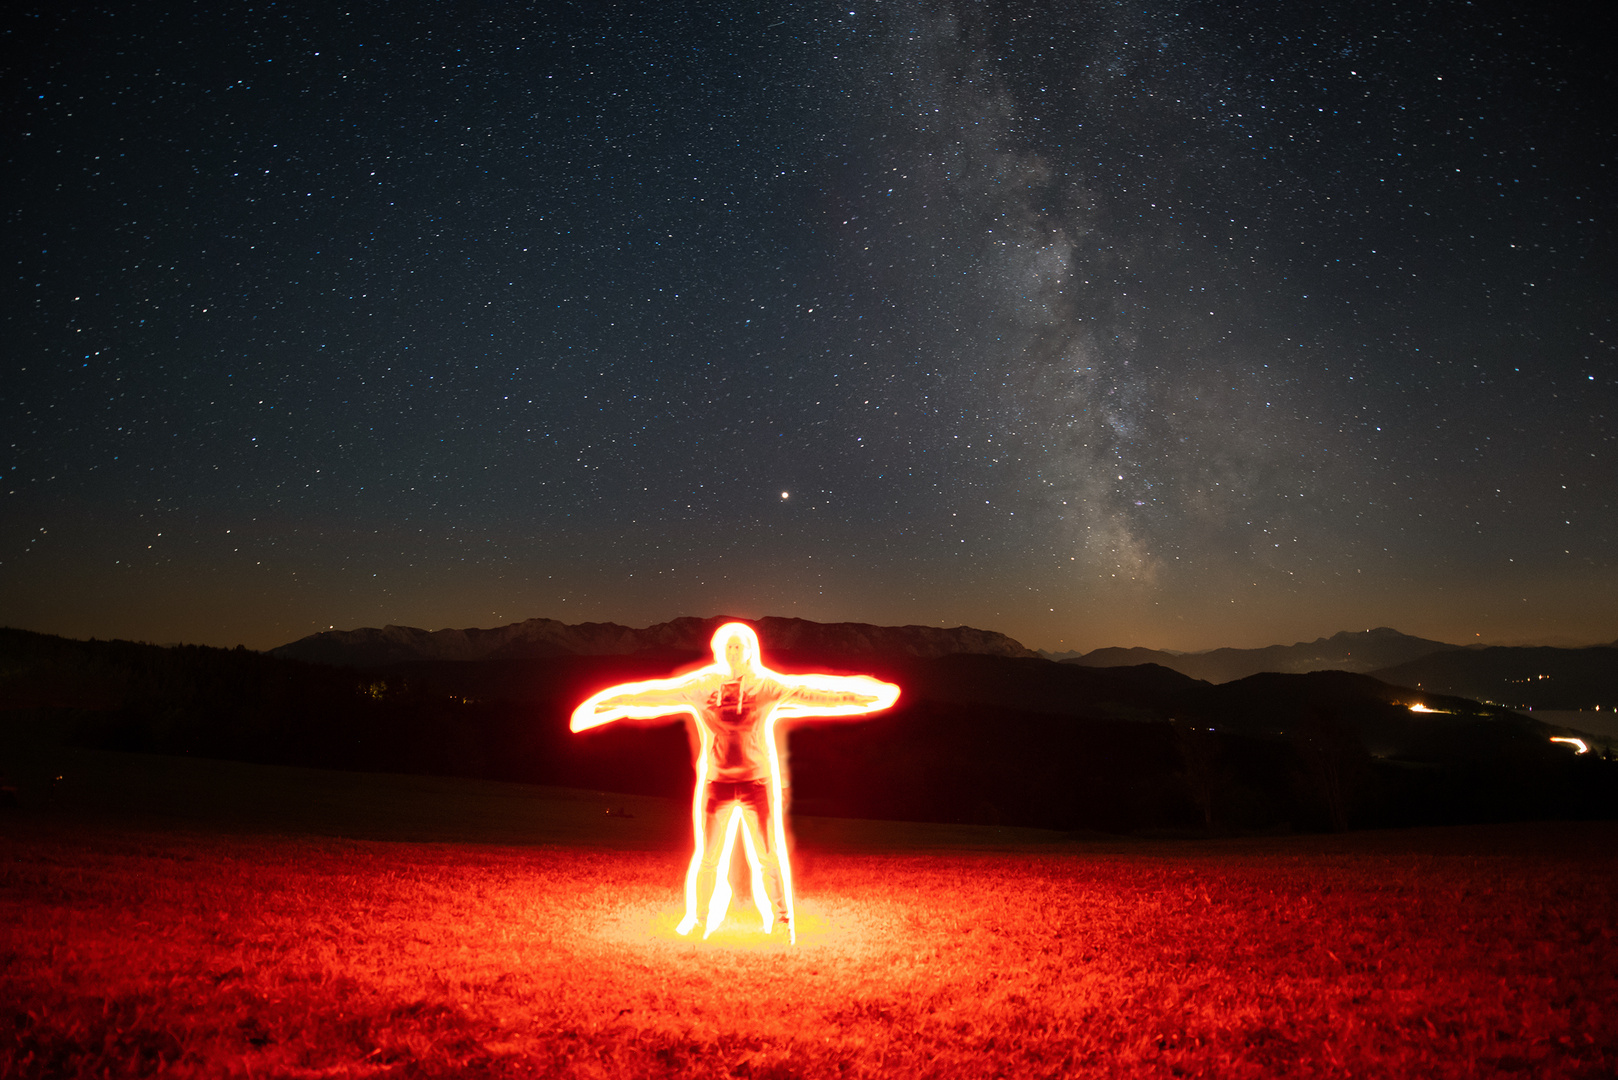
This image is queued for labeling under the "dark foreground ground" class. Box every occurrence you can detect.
[2,750,1615,1078]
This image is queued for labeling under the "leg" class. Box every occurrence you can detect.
[692,796,733,929]
[679,782,734,935]
[736,780,788,923]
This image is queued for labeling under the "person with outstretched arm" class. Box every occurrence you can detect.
[571,622,898,941]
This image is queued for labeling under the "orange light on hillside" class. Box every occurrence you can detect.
[571,622,899,943]
[1408,703,1437,713]
[1549,736,1589,755]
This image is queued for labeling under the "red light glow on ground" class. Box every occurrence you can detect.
[588,895,872,954]
[7,822,1617,1076]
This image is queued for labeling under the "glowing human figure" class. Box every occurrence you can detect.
[570,622,899,943]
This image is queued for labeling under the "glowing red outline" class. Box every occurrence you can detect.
[571,622,899,943]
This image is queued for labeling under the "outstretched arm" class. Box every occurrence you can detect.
[570,674,703,732]
[775,673,900,719]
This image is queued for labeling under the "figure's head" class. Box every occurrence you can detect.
[712,622,760,676]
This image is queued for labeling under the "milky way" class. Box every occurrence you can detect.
[4,0,1613,651]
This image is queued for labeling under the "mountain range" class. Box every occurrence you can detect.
[271,618,1616,719]
[1061,627,1464,683]
[270,615,1037,666]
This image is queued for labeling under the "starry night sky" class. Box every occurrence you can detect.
[5,0,1614,653]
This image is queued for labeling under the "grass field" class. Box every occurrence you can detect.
[2,750,1615,1078]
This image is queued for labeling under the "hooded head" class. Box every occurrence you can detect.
[711,622,761,677]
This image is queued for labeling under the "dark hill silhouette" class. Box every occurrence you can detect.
[1370,646,1618,713]
[1066,627,1464,683]
[271,616,1038,667]
[408,650,1606,831]
[4,626,1613,834]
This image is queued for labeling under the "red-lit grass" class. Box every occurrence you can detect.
[4,817,1615,1079]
